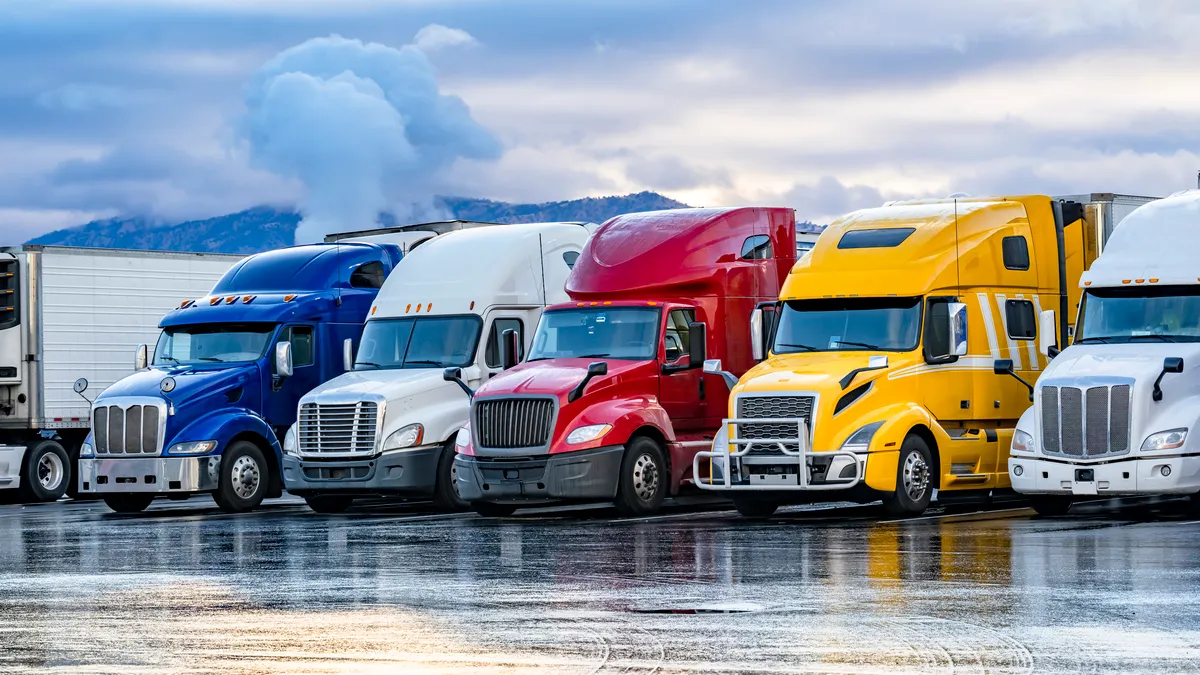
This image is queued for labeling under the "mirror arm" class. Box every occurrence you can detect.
[451,378,475,398]
[1003,371,1035,402]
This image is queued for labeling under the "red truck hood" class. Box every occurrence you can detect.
[476,358,656,400]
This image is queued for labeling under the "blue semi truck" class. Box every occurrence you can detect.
[75,239,408,513]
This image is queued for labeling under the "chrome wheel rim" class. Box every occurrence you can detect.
[632,453,660,502]
[38,452,64,491]
[230,455,261,500]
[902,451,929,502]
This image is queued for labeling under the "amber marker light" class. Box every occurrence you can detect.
[209,297,221,306]
[284,294,296,302]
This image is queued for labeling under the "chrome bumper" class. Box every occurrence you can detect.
[78,457,221,494]
[693,418,864,491]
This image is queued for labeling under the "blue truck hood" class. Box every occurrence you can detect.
[98,364,258,409]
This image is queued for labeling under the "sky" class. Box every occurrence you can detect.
[4,0,1200,243]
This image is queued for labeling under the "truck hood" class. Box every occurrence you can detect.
[735,351,905,394]
[97,364,256,408]
[1041,343,1200,383]
[475,359,655,400]
[302,368,455,404]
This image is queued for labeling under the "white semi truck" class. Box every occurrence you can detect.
[1008,191,1200,514]
[281,222,590,513]
[0,245,243,502]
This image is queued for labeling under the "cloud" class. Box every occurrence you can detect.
[413,24,479,52]
[36,83,127,112]
[243,33,502,243]
[623,155,731,192]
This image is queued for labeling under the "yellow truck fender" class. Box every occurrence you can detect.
[860,402,952,493]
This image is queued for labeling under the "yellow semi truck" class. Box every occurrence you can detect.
[696,194,1150,517]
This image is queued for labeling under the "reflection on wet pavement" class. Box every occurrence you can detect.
[3,499,1200,673]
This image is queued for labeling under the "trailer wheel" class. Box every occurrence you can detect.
[304,496,354,514]
[614,436,667,516]
[213,441,268,513]
[19,440,70,503]
[432,440,468,511]
[732,496,778,518]
[472,502,517,517]
[881,434,933,517]
[103,495,154,513]
[1029,496,1073,517]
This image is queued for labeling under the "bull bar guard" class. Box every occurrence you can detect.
[693,418,864,491]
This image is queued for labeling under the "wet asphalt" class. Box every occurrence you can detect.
[3,495,1200,674]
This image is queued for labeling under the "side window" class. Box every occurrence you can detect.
[1005,300,1037,340]
[288,326,315,366]
[484,318,524,368]
[740,235,773,260]
[1002,236,1030,271]
[664,309,695,362]
[563,251,580,269]
[0,257,18,331]
[349,261,386,289]
[923,299,957,364]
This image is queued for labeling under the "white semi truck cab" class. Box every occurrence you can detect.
[281,222,590,513]
[1009,191,1200,514]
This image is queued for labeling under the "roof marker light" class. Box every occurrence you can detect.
[371,306,377,315]
[1135,279,1145,284]
[417,304,423,312]
[225,296,237,304]
[590,302,598,306]
[1122,280,1131,285]
[603,301,612,305]
[470,301,475,310]
[284,294,296,302]
[1150,278,1160,283]
[209,297,221,306]
[647,301,658,306]
[242,295,255,304]
[406,303,411,313]
[1084,281,1092,286]
[179,299,191,309]
[428,303,433,312]
[577,302,585,306]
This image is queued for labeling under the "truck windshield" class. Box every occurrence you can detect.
[355,315,482,370]
[153,323,276,365]
[774,297,922,353]
[1078,286,1200,342]
[528,307,660,361]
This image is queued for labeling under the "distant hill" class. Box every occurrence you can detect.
[27,191,693,254]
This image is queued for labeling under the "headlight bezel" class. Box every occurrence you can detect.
[283,424,298,455]
[455,427,470,448]
[839,421,884,453]
[1141,428,1188,452]
[167,440,218,456]
[1011,429,1034,453]
[79,441,95,458]
[566,424,613,445]
[383,423,425,451]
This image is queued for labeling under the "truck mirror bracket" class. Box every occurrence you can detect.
[1153,357,1185,403]
[568,361,607,403]
[993,359,1034,402]
[702,359,739,390]
[443,367,475,398]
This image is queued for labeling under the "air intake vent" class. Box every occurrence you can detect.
[475,398,556,449]
[1040,382,1131,458]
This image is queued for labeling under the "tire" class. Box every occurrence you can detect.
[103,494,154,513]
[732,496,778,518]
[213,441,269,513]
[304,495,354,514]
[472,502,517,517]
[881,434,934,517]
[614,436,668,516]
[432,441,469,511]
[18,440,70,503]
[1029,496,1073,517]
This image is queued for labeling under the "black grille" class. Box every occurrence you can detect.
[93,404,161,455]
[1040,383,1132,458]
[736,395,814,455]
[475,398,555,449]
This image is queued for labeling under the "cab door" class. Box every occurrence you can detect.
[265,324,319,431]
[659,308,705,431]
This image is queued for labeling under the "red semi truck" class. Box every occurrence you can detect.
[451,207,797,516]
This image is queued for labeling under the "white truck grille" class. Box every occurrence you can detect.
[1040,384,1132,458]
[298,402,379,455]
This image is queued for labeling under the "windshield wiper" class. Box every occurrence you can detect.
[355,361,384,369]
[776,343,818,352]
[834,340,885,350]
[575,352,611,358]
[403,360,448,367]
[157,355,180,364]
[1130,334,1185,342]
[1073,336,1115,344]
[198,357,225,362]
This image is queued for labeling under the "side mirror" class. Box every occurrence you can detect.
[703,358,739,390]
[567,361,608,403]
[1038,310,1059,357]
[994,358,1033,401]
[135,344,149,371]
[275,341,294,378]
[1153,357,1185,403]
[948,302,968,356]
[688,322,706,368]
[500,328,520,370]
[443,367,474,398]
[343,338,354,372]
[750,309,764,361]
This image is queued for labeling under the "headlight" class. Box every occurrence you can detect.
[80,441,94,458]
[383,423,424,451]
[839,421,884,453]
[566,424,612,445]
[283,424,298,455]
[455,427,470,447]
[168,440,217,455]
[1012,429,1034,453]
[1142,428,1188,451]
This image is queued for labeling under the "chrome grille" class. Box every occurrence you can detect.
[736,395,814,455]
[1040,383,1132,458]
[475,398,555,449]
[93,403,162,455]
[298,402,379,455]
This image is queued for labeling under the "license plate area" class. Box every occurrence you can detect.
[1075,469,1094,482]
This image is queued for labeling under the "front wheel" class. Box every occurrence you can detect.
[304,496,354,514]
[881,435,934,517]
[1029,496,1073,517]
[103,494,154,513]
[213,442,269,513]
[614,436,668,516]
[732,497,778,518]
[432,441,468,511]
[19,440,70,503]
[472,502,517,517]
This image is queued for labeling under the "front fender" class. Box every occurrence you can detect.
[167,407,283,464]
[856,402,945,493]
[1139,393,1200,455]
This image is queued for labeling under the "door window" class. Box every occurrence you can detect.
[664,309,695,363]
[484,318,524,367]
[1005,300,1036,339]
[287,326,315,366]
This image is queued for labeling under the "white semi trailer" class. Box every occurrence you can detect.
[0,245,243,502]
[1007,191,1200,514]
